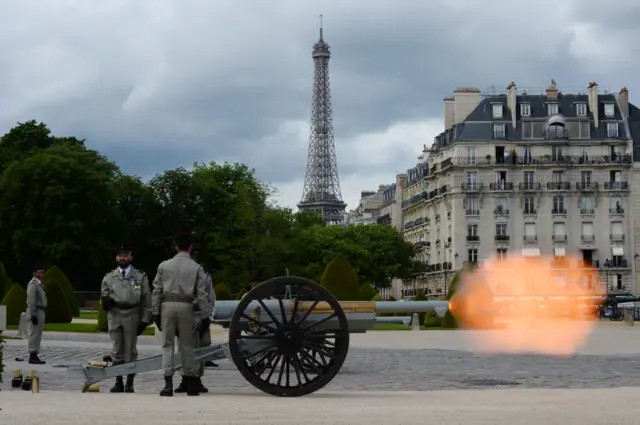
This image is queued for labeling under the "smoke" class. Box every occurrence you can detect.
[449,255,602,356]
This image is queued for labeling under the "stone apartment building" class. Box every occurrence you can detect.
[400,81,640,299]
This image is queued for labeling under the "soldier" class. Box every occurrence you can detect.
[152,232,209,397]
[100,244,152,393]
[174,271,217,393]
[26,265,47,365]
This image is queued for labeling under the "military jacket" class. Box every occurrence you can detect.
[26,278,48,316]
[151,252,208,316]
[101,266,152,326]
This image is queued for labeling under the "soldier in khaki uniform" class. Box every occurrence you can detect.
[152,232,209,397]
[100,245,152,393]
[174,271,216,393]
[26,265,47,365]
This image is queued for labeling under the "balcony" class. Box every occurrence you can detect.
[609,234,625,242]
[609,207,624,215]
[603,258,629,269]
[404,221,416,230]
[576,182,598,191]
[523,235,537,242]
[413,241,428,251]
[519,182,542,191]
[552,234,568,242]
[414,217,425,226]
[461,182,483,192]
[494,207,509,215]
[443,262,453,271]
[581,234,595,242]
[546,128,569,139]
[489,182,514,191]
[494,235,510,242]
[523,208,537,215]
[580,208,595,215]
[435,239,441,246]
[552,208,567,215]
[604,182,629,190]
[581,260,600,268]
[547,181,570,190]
[447,155,631,167]
[401,192,427,209]
[465,209,480,216]
[466,235,480,242]
[377,213,391,225]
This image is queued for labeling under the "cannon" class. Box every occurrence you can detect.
[76,276,449,397]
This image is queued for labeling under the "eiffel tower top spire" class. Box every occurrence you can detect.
[313,14,330,57]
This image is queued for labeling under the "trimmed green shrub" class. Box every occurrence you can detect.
[441,310,458,329]
[358,283,377,301]
[388,296,397,301]
[44,266,79,317]
[97,302,108,332]
[236,289,246,300]
[372,294,384,302]
[214,283,232,301]
[424,311,442,328]
[320,257,360,301]
[412,291,428,325]
[0,283,27,325]
[0,261,10,301]
[441,269,464,329]
[44,279,72,324]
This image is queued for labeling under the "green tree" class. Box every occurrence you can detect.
[0,261,9,299]
[44,279,72,323]
[320,257,360,301]
[358,283,378,301]
[44,266,79,317]
[214,283,232,301]
[0,283,27,325]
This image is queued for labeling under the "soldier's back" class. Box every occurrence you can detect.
[159,253,201,297]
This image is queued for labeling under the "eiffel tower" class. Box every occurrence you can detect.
[297,17,347,225]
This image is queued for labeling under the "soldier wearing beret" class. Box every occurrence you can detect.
[26,265,47,365]
[100,244,152,393]
[152,231,209,397]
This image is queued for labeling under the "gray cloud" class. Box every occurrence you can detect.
[0,0,638,208]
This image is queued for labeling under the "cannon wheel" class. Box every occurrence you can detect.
[228,276,350,397]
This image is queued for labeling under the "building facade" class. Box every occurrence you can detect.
[401,81,639,298]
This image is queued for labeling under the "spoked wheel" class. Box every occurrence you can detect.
[228,276,350,397]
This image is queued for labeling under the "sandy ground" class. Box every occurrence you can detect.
[2,387,640,424]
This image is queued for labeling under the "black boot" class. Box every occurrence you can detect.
[28,352,46,365]
[174,376,187,393]
[196,377,208,393]
[124,374,135,393]
[160,375,173,397]
[204,360,218,367]
[186,376,200,396]
[110,376,124,393]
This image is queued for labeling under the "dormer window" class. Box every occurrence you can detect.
[492,103,503,118]
[604,103,615,117]
[520,103,531,117]
[576,103,587,116]
[548,103,558,115]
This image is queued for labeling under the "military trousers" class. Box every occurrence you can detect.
[27,309,46,354]
[179,323,211,378]
[161,301,197,377]
[108,309,141,363]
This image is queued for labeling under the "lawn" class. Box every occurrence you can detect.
[79,310,98,320]
[6,322,156,335]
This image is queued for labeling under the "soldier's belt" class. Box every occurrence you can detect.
[113,302,140,310]
[162,293,193,304]
[34,306,46,311]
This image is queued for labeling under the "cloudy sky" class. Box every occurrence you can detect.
[1,0,639,211]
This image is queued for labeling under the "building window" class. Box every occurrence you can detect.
[466,147,476,165]
[524,196,535,214]
[548,103,558,115]
[492,103,503,118]
[467,172,477,185]
[607,122,619,138]
[495,197,507,210]
[524,222,536,237]
[553,222,566,237]
[580,196,594,213]
[581,171,592,184]
[581,222,594,237]
[520,103,531,117]
[496,249,507,260]
[496,223,507,236]
[466,196,478,213]
[604,103,615,117]
[493,123,506,139]
[610,221,623,237]
[468,248,478,264]
[576,103,587,116]
[552,195,565,213]
[610,196,623,213]
[468,224,478,236]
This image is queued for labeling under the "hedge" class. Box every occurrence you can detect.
[44,266,79,317]
[442,270,463,329]
[412,291,428,325]
[423,311,442,328]
[45,278,72,324]
[97,302,108,332]
[358,283,377,301]
[0,261,9,301]
[320,257,360,301]
[235,288,246,300]
[214,283,232,300]
[0,283,27,326]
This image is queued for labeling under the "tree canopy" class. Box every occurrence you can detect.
[0,120,416,295]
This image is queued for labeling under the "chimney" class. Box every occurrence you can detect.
[396,174,407,191]
[452,87,482,125]
[619,87,629,118]
[546,79,559,99]
[443,97,455,129]
[588,82,599,128]
[506,81,517,128]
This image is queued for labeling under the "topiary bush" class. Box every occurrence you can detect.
[320,256,360,301]
[424,311,442,328]
[372,294,384,302]
[44,279,72,324]
[441,269,464,329]
[214,283,232,300]
[0,283,27,326]
[0,261,10,301]
[97,302,108,332]
[358,283,377,301]
[441,310,458,329]
[412,291,428,325]
[44,266,80,317]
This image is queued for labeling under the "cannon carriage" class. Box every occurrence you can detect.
[78,276,449,397]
